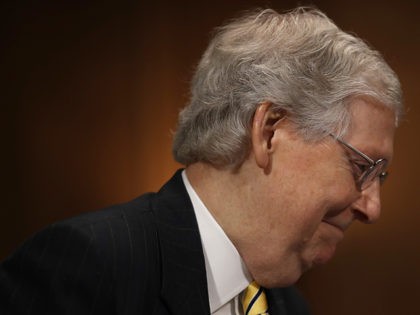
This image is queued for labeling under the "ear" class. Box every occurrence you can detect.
[251,102,285,170]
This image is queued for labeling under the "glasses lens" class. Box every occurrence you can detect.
[359,159,388,190]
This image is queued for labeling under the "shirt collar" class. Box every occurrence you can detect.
[182,170,252,312]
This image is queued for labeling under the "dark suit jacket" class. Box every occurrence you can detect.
[0,170,310,314]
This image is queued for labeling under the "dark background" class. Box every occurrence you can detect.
[2,1,419,314]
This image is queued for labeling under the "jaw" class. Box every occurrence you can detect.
[238,240,306,288]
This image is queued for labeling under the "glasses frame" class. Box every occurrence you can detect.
[330,134,388,190]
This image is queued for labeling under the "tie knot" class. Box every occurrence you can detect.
[242,281,269,315]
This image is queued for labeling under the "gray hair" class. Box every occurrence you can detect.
[172,7,403,168]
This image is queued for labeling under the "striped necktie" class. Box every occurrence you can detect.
[242,281,269,315]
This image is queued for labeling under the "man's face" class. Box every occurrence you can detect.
[237,98,396,288]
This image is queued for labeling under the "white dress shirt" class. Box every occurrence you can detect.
[182,171,252,315]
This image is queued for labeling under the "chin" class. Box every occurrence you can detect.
[254,265,304,289]
[312,243,337,266]
[261,274,303,289]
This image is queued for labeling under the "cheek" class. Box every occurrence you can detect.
[279,189,353,257]
[271,202,327,255]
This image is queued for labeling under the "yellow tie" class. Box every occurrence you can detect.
[242,281,269,315]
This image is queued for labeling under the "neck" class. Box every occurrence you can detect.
[185,161,259,249]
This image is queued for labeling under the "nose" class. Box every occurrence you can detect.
[351,179,381,224]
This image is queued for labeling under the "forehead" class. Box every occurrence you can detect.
[344,98,396,161]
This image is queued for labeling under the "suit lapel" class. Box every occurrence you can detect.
[152,170,210,315]
[266,288,288,315]
[266,286,311,315]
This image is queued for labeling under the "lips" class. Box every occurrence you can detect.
[322,219,347,237]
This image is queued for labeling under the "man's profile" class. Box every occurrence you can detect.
[0,7,403,315]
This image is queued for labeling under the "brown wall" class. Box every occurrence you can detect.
[2,1,419,314]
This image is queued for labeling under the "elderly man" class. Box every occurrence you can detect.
[0,7,402,315]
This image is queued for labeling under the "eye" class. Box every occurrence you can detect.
[351,161,370,177]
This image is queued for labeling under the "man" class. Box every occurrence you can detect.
[0,7,403,315]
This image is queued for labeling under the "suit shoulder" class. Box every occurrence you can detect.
[0,192,162,314]
[59,192,156,229]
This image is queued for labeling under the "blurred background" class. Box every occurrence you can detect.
[1,0,419,314]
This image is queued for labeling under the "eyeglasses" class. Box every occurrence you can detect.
[330,134,388,190]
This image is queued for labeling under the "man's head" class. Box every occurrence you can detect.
[173,8,403,287]
[173,7,402,167]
